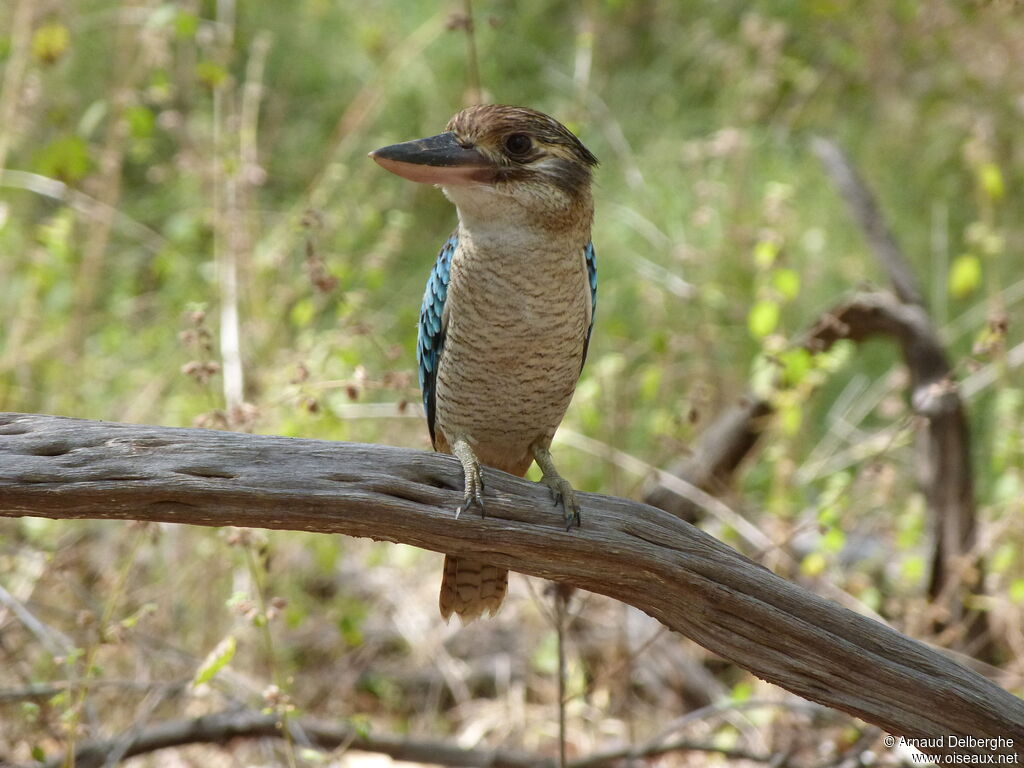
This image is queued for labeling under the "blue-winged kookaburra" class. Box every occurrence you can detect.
[371,105,598,621]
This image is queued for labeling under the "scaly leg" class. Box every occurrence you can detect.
[452,437,485,518]
[531,441,581,530]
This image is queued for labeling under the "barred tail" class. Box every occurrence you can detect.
[438,555,508,622]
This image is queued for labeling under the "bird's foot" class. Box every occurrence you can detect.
[540,474,581,530]
[457,470,485,519]
[453,438,485,519]
[532,443,581,530]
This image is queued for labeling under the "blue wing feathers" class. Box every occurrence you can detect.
[581,241,597,370]
[417,233,456,446]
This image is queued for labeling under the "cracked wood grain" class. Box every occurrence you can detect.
[0,412,1021,760]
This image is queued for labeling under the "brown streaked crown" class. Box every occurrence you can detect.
[445,105,598,196]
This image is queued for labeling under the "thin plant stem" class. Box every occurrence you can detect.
[66,0,142,382]
[214,0,244,415]
[461,0,482,105]
[555,584,571,768]
[0,0,34,173]
[62,527,147,768]
[243,544,298,768]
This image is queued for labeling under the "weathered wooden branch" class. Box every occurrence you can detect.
[1,413,1021,761]
[17,708,772,768]
[24,709,535,768]
[810,136,925,307]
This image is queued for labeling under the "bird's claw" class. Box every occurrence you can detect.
[531,444,581,530]
[541,475,581,530]
[455,475,485,519]
[453,441,485,519]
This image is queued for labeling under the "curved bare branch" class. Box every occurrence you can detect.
[0,412,1021,761]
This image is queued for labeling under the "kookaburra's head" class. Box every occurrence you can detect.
[370,105,597,230]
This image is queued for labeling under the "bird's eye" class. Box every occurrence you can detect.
[504,133,532,157]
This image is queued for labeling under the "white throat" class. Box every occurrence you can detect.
[442,183,591,259]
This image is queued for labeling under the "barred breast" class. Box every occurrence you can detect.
[433,232,591,476]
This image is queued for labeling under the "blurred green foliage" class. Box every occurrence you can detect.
[1,0,1022,761]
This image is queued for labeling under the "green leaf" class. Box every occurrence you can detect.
[126,105,155,140]
[801,552,826,576]
[753,240,779,268]
[32,24,70,65]
[175,11,200,38]
[948,254,981,299]
[778,399,801,435]
[290,298,315,327]
[816,339,854,372]
[747,300,780,338]
[977,162,1005,202]
[780,347,813,386]
[772,268,801,300]
[120,602,156,629]
[1010,579,1024,604]
[196,60,229,89]
[192,635,236,686]
[822,527,846,553]
[730,681,754,702]
[33,135,92,183]
[901,555,925,584]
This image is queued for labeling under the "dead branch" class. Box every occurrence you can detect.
[645,291,963,523]
[808,295,982,641]
[12,707,773,768]
[810,136,925,307]
[643,397,771,523]
[651,292,989,652]
[0,680,186,704]
[26,709,537,768]
[648,139,988,656]
[1,413,1021,761]
[810,137,988,656]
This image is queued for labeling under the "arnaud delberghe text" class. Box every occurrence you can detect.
[900,736,1015,751]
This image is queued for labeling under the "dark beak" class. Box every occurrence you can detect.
[369,132,492,185]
